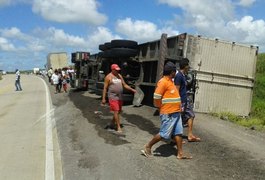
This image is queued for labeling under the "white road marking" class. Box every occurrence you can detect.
[40,77,55,180]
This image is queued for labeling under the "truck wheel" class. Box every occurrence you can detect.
[110,40,138,49]
[99,44,106,51]
[109,48,138,57]
[98,50,112,58]
[104,42,112,50]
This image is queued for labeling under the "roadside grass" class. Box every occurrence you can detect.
[211,112,265,131]
[211,53,265,131]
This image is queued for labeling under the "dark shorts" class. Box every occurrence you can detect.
[181,100,195,124]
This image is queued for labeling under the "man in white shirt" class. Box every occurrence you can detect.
[51,70,60,93]
[15,69,22,91]
[47,68,53,83]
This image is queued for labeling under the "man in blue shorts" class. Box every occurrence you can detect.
[141,61,192,159]
[174,58,201,142]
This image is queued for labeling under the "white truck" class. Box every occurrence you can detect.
[47,52,68,70]
[33,68,40,75]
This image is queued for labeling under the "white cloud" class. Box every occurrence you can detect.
[238,0,256,7]
[86,26,121,52]
[158,0,236,38]
[1,27,22,37]
[115,18,179,42]
[0,27,31,41]
[0,0,11,6]
[0,27,45,52]
[158,0,234,21]
[158,0,265,50]
[32,0,107,25]
[229,16,265,44]
[46,27,87,47]
[27,40,46,51]
[0,37,16,51]
[0,0,32,6]
[31,27,87,50]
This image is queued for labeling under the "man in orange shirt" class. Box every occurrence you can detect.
[141,61,192,159]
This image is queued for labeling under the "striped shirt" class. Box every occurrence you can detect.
[154,76,181,114]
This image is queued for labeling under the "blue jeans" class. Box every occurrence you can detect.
[15,80,22,91]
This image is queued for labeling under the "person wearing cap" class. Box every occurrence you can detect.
[141,61,192,160]
[101,64,136,133]
[15,69,22,91]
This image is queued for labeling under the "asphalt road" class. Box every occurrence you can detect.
[0,74,62,180]
[2,74,264,180]
[49,81,265,180]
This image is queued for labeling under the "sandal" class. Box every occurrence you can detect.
[177,155,192,160]
[141,145,152,158]
[188,136,201,142]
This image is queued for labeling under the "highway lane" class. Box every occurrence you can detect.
[0,74,61,180]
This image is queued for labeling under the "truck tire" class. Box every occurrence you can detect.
[98,48,138,58]
[99,44,106,51]
[104,42,112,50]
[98,50,112,58]
[110,48,138,57]
[110,40,138,49]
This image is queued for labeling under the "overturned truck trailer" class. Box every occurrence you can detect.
[138,33,258,116]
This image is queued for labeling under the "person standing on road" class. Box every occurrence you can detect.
[67,66,75,87]
[47,67,53,83]
[62,74,68,93]
[101,64,136,133]
[141,61,192,159]
[15,69,22,91]
[57,68,63,93]
[51,69,60,94]
[174,58,201,142]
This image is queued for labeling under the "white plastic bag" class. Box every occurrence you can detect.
[133,86,144,106]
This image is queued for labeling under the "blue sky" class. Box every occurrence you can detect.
[0,0,265,71]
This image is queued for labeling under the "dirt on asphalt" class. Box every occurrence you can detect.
[51,87,265,180]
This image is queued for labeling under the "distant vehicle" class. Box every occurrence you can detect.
[47,52,68,70]
[0,70,6,76]
[33,68,40,75]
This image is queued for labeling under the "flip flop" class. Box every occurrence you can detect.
[177,155,192,160]
[117,130,123,134]
[141,145,152,158]
[188,136,201,142]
